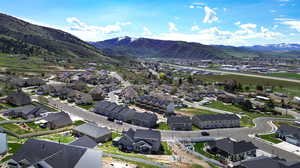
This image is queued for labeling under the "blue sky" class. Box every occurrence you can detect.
[1,0,300,45]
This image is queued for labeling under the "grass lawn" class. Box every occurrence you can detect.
[266,72,300,80]
[77,104,94,110]
[194,142,220,161]
[177,107,219,115]
[37,133,76,143]
[161,142,172,155]
[99,141,152,160]
[0,117,31,134]
[257,134,282,144]
[204,101,246,113]
[112,131,121,139]
[26,122,48,132]
[156,122,170,130]
[73,120,86,126]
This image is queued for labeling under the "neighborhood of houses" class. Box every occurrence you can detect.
[0,61,300,168]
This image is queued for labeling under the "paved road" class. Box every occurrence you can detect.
[166,64,300,84]
[44,97,300,161]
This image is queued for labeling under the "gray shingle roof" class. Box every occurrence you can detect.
[241,156,300,168]
[193,114,240,121]
[208,138,257,155]
[11,139,87,168]
[72,123,111,139]
[70,136,98,148]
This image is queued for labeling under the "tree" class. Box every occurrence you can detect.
[178,78,183,86]
[245,86,250,92]
[187,75,194,84]
[256,85,264,91]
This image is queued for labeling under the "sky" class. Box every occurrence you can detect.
[1,0,300,46]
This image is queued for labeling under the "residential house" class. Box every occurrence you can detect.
[113,129,161,154]
[72,123,112,143]
[131,112,158,128]
[69,136,98,148]
[192,114,240,129]
[36,85,51,95]
[206,138,257,163]
[135,95,174,115]
[42,112,73,130]
[6,92,31,106]
[8,139,102,168]
[167,115,192,131]
[94,101,157,128]
[240,156,300,168]
[217,94,235,104]
[74,93,93,105]
[276,124,300,146]
[3,105,47,119]
[89,86,105,101]
[120,86,138,104]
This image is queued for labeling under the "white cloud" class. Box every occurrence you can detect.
[191,25,200,31]
[66,17,124,34]
[154,23,283,46]
[276,18,300,32]
[277,0,290,2]
[235,21,241,25]
[239,23,257,30]
[143,27,152,36]
[168,22,178,32]
[65,17,132,41]
[203,6,219,23]
[189,5,195,9]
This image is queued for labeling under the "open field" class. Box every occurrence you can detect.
[266,72,300,80]
[194,74,300,97]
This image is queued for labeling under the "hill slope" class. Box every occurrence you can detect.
[0,13,112,62]
[91,36,232,59]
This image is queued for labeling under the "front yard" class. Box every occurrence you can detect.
[257,133,282,144]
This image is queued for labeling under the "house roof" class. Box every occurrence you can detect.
[208,138,257,155]
[7,92,31,105]
[241,156,300,168]
[167,115,192,124]
[278,124,300,140]
[11,139,87,168]
[72,123,111,139]
[70,136,98,148]
[44,112,72,127]
[134,129,161,141]
[193,114,240,122]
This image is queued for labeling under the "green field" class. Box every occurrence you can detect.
[266,72,300,80]
[0,54,51,72]
[194,74,300,97]
[257,133,282,144]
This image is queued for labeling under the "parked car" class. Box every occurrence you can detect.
[201,131,210,136]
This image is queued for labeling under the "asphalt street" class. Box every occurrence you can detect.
[45,97,300,162]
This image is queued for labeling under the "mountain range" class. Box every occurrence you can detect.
[0,13,114,63]
[0,13,299,62]
[92,36,300,60]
